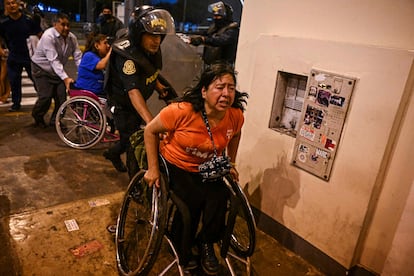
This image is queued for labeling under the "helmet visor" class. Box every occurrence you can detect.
[140,9,175,35]
[208,1,226,17]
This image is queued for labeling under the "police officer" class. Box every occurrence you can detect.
[190,1,239,66]
[103,6,175,173]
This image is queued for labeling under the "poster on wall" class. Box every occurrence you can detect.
[292,69,356,181]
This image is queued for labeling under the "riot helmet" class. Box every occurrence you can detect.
[208,1,233,22]
[128,5,175,47]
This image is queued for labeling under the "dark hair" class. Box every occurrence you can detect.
[179,62,248,113]
[84,33,107,54]
[102,5,112,12]
[52,12,69,23]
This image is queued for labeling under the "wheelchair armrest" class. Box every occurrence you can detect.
[68,89,101,102]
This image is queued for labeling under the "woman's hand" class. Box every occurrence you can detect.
[230,166,239,182]
[144,168,160,188]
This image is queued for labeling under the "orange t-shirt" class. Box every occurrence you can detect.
[159,102,244,172]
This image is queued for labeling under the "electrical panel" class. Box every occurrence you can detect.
[292,69,356,181]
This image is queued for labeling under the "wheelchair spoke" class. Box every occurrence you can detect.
[116,170,168,276]
[55,96,107,149]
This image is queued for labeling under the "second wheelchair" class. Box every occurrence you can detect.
[55,89,119,149]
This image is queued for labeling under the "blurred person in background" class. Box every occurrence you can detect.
[32,6,49,31]
[190,1,239,67]
[97,5,124,44]
[0,0,42,111]
[27,6,49,57]
[0,36,10,104]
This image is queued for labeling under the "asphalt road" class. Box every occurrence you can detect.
[0,106,130,275]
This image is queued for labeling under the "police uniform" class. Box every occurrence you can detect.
[104,36,162,174]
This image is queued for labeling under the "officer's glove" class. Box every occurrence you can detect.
[190,36,204,46]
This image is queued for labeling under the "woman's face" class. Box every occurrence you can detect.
[96,38,110,57]
[202,73,236,113]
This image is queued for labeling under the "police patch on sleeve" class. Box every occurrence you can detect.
[123,60,136,75]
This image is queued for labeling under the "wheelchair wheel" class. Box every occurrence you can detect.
[223,175,256,258]
[116,170,168,276]
[55,96,106,149]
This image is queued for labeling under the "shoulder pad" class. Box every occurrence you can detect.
[112,37,131,51]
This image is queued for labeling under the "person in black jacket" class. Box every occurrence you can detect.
[0,0,42,112]
[190,1,239,67]
[97,5,124,44]
[103,5,175,173]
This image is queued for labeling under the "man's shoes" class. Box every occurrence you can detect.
[33,118,47,128]
[49,116,56,127]
[32,115,47,128]
[8,105,20,112]
[103,150,127,172]
[34,121,47,128]
[200,243,219,275]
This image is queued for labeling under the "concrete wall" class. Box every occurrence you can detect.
[235,0,414,274]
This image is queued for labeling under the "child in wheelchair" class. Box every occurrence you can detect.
[143,63,248,274]
[72,33,116,133]
[75,33,111,97]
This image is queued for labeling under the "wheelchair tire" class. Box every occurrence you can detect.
[55,96,106,149]
[223,175,256,258]
[116,170,168,276]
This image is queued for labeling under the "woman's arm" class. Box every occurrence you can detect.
[227,130,241,162]
[143,114,167,187]
[95,47,112,70]
[227,130,241,181]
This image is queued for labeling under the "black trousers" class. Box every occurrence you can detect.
[166,160,229,261]
[8,59,35,109]
[31,63,65,123]
[108,107,142,177]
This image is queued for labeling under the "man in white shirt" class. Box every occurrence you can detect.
[31,12,82,128]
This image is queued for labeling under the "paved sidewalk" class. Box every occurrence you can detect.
[0,93,324,276]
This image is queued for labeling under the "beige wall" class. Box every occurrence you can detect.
[236,0,414,274]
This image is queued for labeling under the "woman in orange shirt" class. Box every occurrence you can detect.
[144,63,248,274]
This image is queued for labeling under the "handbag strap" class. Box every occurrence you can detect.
[201,110,218,156]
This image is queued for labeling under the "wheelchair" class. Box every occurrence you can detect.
[55,89,119,149]
[115,156,256,275]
